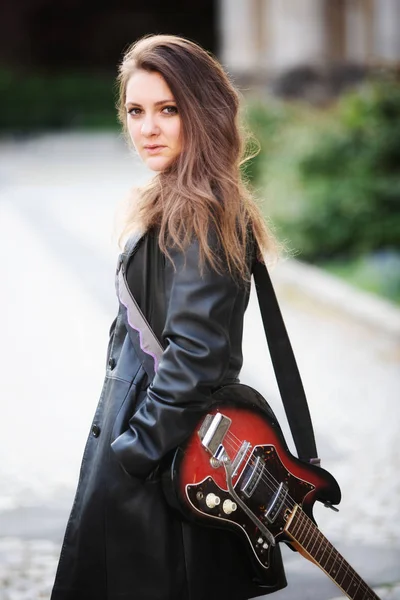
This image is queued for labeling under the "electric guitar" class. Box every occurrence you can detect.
[163,384,380,600]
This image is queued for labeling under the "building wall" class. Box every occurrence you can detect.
[217,0,258,70]
[218,0,400,76]
[266,0,326,70]
[374,0,400,62]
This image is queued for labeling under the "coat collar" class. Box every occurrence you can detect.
[116,229,145,276]
[124,229,145,260]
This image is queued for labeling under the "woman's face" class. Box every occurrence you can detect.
[125,70,183,172]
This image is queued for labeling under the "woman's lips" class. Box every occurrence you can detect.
[144,145,165,154]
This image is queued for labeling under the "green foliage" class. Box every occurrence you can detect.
[279,82,400,260]
[323,251,400,305]
[0,69,118,132]
[241,99,287,184]
[244,81,400,303]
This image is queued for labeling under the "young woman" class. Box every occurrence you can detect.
[51,34,287,600]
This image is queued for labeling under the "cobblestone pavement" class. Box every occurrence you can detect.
[0,539,58,600]
[0,134,399,599]
[0,537,399,600]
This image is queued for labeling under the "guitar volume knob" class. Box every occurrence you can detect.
[222,499,237,515]
[206,493,221,508]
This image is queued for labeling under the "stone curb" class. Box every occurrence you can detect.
[272,259,400,339]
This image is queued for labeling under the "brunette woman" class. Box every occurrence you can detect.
[51,34,287,600]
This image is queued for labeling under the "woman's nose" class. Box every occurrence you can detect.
[141,115,159,137]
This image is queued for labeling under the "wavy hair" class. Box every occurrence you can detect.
[117,34,278,279]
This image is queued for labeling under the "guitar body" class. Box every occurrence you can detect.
[164,385,380,599]
[163,383,341,581]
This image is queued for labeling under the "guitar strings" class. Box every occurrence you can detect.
[223,430,297,510]
[222,432,359,585]
[222,432,370,596]
[217,430,371,597]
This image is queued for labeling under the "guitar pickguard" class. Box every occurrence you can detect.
[186,474,273,568]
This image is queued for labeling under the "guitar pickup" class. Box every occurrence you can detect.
[198,412,232,457]
[241,456,264,498]
[232,441,252,477]
[264,482,288,523]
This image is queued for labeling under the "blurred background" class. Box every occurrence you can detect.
[1,0,400,299]
[0,1,399,599]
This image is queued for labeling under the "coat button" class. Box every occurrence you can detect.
[92,424,101,438]
[108,357,116,370]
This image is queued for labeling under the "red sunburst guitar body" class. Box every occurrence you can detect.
[162,384,380,600]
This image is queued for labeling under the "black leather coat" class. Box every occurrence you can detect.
[51,229,287,600]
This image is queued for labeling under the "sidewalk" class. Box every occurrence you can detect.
[0,133,399,599]
[1,537,399,600]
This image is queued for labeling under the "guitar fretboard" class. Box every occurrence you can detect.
[286,506,380,600]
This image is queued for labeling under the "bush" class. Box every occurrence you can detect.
[324,251,400,304]
[0,69,118,133]
[244,81,400,303]
[277,81,400,261]
[241,99,288,184]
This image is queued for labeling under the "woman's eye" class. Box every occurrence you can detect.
[127,107,141,116]
[162,105,178,115]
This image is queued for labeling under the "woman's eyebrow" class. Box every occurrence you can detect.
[125,99,176,108]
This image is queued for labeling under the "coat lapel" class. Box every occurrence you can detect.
[122,229,145,267]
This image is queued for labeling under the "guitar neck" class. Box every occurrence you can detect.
[285,505,380,600]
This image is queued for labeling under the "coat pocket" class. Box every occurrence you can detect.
[110,366,147,443]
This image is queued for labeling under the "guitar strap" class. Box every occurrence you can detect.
[117,250,320,465]
[252,261,320,464]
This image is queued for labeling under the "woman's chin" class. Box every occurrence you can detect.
[144,156,172,172]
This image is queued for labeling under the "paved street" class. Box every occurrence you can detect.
[0,133,399,599]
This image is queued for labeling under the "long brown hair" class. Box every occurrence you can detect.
[117,34,277,279]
